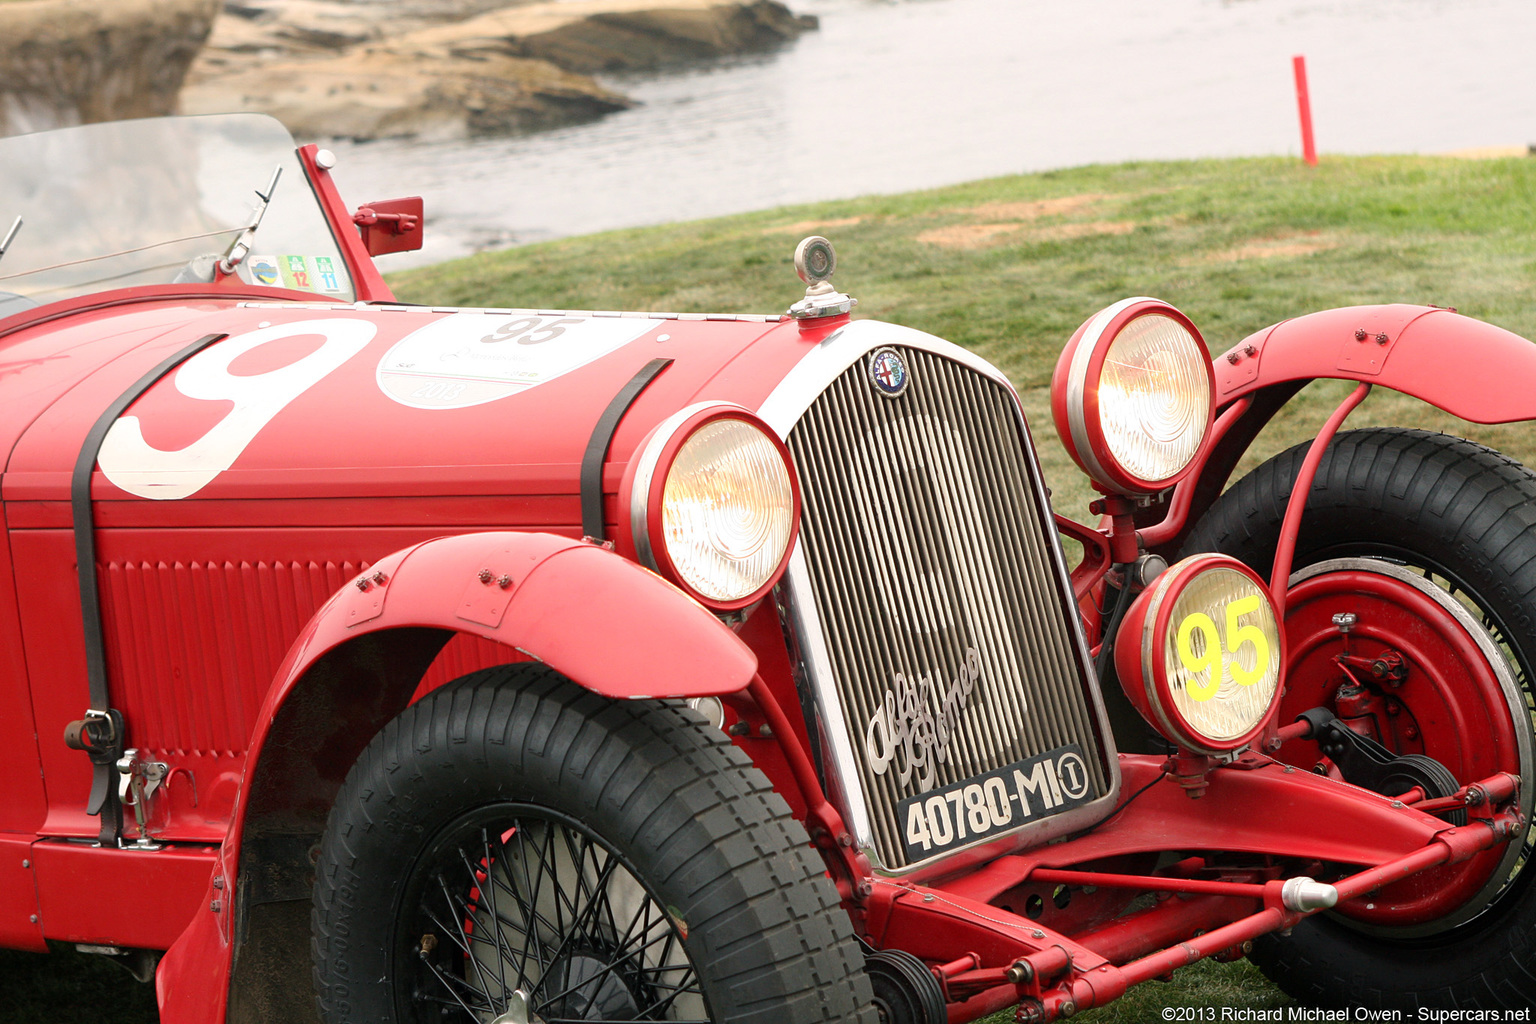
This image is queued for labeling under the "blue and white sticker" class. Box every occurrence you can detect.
[249,255,280,287]
[868,347,910,398]
[377,312,663,409]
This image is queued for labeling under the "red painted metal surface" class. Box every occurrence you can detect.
[30,839,218,948]
[1074,894,1250,964]
[297,144,394,302]
[937,755,1450,907]
[1268,382,1370,611]
[1213,304,1536,422]
[0,505,46,840]
[1028,868,1266,900]
[0,835,45,952]
[352,196,424,257]
[1279,568,1524,924]
[1136,396,1250,548]
[1138,303,1536,562]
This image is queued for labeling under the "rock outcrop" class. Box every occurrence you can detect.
[181,0,817,140]
[400,0,819,74]
[0,0,221,136]
[183,49,633,140]
[0,0,817,142]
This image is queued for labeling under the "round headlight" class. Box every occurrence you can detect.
[1051,297,1215,495]
[1114,554,1284,755]
[628,403,800,610]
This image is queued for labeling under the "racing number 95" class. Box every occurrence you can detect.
[480,316,583,345]
[1175,596,1270,701]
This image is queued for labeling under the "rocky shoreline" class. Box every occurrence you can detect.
[0,0,220,135]
[0,0,817,141]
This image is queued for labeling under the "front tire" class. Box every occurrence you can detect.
[1185,427,1536,1009]
[311,664,876,1024]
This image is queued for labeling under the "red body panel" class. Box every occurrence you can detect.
[30,840,217,948]
[1215,303,1536,422]
[0,296,807,924]
[0,835,44,952]
[266,531,757,702]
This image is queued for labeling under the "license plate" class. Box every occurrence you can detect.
[897,744,1093,862]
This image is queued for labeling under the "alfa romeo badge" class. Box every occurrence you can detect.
[868,347,910,398]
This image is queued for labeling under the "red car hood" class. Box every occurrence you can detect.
[0,296,818,527]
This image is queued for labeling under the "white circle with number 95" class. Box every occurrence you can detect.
[376,312,663,409]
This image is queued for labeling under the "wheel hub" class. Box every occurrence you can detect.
[542,950,643,1021]
[1282,558,1533,932]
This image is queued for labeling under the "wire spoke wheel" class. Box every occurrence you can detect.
[312,665,877,1024]
[403,806,708,1023]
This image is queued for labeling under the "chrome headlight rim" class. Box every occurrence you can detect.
[1131,553,1286,755]
[1053,297,1216,496]
[628,401,801,611]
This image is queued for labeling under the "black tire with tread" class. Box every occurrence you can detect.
[1184,427,1536,1009]
[311,664,877,1024]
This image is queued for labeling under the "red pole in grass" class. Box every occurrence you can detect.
[1293,55,1317,166]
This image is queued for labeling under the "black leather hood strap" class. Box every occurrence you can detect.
[580,357,673,542]
[67,332,226,846]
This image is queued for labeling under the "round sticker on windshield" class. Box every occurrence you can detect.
[377,312,663,409]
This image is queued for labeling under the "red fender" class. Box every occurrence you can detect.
[278,530,757,701]
[1141,304,1536,556]
[156,530,755,1023]
[1215,303,1536,422]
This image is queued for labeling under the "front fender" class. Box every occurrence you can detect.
[1216,303,1536,422]
[157,531,756,1024]
[289,530,757,701]
[1143,305,1536,557]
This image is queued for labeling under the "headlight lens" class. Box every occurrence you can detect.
[1051,298,1215,495]
[1115,554,1284,754]
[662,418,795,603]
[1162,564,1282,744]
[628,404,801,610]
[1098,313,1211,485]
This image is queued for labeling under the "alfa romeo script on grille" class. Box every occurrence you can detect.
[898,744,1092,861]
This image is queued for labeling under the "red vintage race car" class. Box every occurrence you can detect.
[0,113,1531,1024]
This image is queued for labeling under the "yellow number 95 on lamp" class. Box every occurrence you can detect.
[1115,553,1285,755]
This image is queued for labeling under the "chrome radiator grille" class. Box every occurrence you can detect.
[784,345,1108,871]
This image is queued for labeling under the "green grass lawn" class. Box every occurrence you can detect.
[7,151,1534,1021]
[393,152,1536,521]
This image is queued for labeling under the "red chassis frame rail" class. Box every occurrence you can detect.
[859,760,1520,1023]
[735,662,1523,1024]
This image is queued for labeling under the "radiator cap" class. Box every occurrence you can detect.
[789,235,856,320]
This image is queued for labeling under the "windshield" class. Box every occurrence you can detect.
[0,113,356,314]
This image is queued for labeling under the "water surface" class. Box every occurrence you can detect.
[324,0,1536,267]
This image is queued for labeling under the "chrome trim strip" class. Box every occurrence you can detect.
[758,319,1123,878]
[1064,296,1155,491]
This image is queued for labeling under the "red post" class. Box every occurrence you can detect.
[1293,55,1318,166]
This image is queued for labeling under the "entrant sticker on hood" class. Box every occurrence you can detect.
[377,312,663,409]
